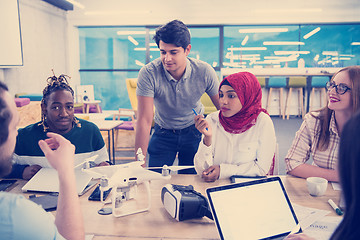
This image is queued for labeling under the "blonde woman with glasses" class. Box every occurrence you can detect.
[285,66,360,182]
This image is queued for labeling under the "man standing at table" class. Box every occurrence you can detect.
[0,81,84,239]
[135,19,220,173]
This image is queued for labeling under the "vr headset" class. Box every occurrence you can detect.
[161,184,213,221]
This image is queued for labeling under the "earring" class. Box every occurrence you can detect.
[74,117,81,128]
[39,116,49,132]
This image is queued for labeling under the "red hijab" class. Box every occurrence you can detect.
[219,72,268,134]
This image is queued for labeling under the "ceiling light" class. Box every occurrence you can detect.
[264,56,290,59]
[340,54,355,57]
[351,42,360,45]
[225,54,260,60]
[303,27,321,39]
[134,48,159,51]
[227,47,267,51]
[242,54,261,57]
[127,36,139,46]
[117,30,156,35]
[239,28,288,33]
[263,41,304,46]
[322,51,338,56]
[241,35,249,46]
[339,57,351,60]
[135,60,145,67]
[274,51,310,55]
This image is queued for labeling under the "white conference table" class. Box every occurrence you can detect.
[10,174,341,240]
[90,120,123,164]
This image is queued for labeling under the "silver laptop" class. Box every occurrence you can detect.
[206,177,300,240]
[22,168,92,195]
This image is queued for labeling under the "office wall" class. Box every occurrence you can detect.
[1,0,71,96]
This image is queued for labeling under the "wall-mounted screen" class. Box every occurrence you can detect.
[0,0,23,67]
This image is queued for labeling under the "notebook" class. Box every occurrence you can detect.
[206,177,300,240]
[22,168,92,195]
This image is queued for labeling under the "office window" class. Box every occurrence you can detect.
[300,24,360,67]
[78,24,360,110]
[188,28,220,69]
[148,27,220,69]
[224,26,301,68]
[79,71,138,110]
[79,27,147,69]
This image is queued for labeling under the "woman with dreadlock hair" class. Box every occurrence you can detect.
[5,73,109,180]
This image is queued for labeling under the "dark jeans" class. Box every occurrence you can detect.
[148,124,201,174]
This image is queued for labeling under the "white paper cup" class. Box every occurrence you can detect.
[306,177,328,197]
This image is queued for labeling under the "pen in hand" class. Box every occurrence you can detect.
[192,108,208,131]
[205,168,214,175]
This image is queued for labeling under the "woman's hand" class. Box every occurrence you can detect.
[201,165,220,182]
[194,115,212,146]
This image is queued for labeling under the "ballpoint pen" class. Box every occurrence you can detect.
[205,168,215,175]
[328,199,344,216]
[192,108,208,131]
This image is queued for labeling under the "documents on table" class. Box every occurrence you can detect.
[303,216,342,240]
[292,203,343,240]
[292,203,331,230]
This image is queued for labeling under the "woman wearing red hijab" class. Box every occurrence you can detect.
[194,72,276,182]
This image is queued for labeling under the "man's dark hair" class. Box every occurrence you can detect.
[0,81,11,146]
[153,19,191,50]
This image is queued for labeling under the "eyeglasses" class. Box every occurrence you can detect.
[325,81,352,95]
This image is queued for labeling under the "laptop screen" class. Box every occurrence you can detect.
[206,177,299,240]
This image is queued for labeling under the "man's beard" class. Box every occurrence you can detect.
[0,152,13,178]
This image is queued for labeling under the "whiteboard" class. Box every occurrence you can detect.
[0,0,23,67]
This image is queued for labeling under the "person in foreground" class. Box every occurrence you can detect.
[0,81,84,240]
[135,19,220,172]
[286,110,360,240]
[6,73,109,180]
[193,72,276,182]
[285,66,360,182]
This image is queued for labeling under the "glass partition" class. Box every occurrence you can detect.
[78,24,360,110]
[188,27,220,69]
[224,25,300,68]
[300,24,360,67]
[79,27,147,70]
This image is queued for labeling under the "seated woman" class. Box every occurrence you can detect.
[6,74,109,180]
[286,103,360,240]
[194,72,276,182]
[285,66,360,183]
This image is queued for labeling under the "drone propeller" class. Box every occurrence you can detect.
[74,154,99,170]
[147,165,195,172]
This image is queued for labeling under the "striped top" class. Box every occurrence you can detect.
[285,111,339,172]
